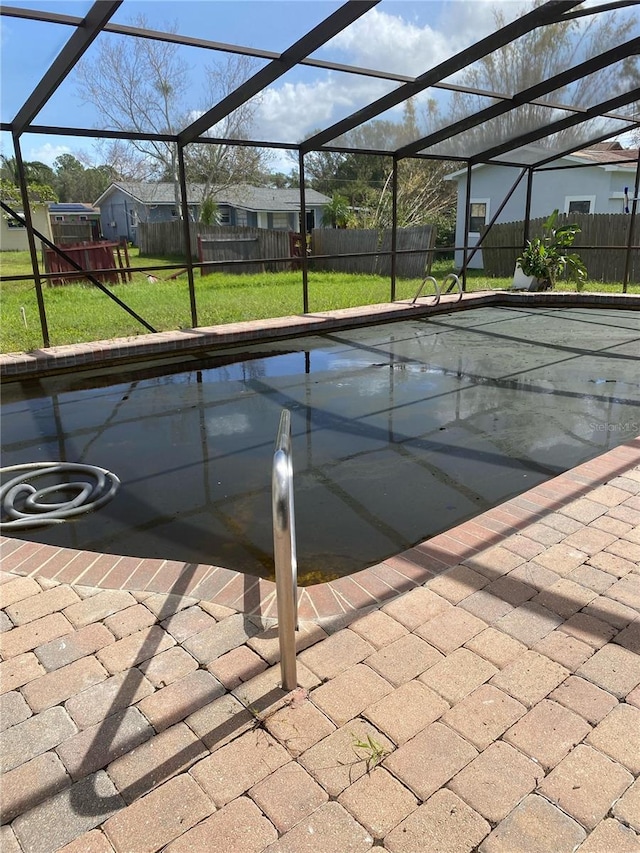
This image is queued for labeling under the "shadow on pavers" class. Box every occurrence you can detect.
[69,562,283,817]
[67,439,639,817]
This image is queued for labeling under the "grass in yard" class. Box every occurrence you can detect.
[1,250,636,354]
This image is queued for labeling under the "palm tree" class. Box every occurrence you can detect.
[322,193,351,228]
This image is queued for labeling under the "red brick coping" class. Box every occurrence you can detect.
[2,436,639,624]
[1,290,638,379]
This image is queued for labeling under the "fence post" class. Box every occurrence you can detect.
[272,409,298,691]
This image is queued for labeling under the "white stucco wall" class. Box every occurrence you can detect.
[451,161,634,268]
[0,206,53,251]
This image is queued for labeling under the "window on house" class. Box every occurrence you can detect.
[272,212,290,230]
[236,209,247,227]
[566,198,594,215]
[79,215,87,221]
[54,215,64,222]
[469,202,488,233]
[218,207,230,225]
[7,213,25,228]
[129,208,138,227]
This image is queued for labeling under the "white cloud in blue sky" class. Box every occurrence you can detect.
[25,141,74,164]
[2,0,637,170]
[3,1,474,165]
[249,1,506,146]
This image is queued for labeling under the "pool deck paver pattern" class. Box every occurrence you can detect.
[1,436,639,851]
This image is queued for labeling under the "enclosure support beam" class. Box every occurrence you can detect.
[524,168,534,247]
[395,40,637,162]
[178,0,378,146]
[460,163,473,291]
[12,134,49,347]
[301,0,583,153]
[1,197,157,333]
[177,144,198,328]
[10,2,625,112]
[390,157,398,301]
[460,167,528,274]
[471,84,640,166]
[12,1,122,136]
[299,151,309,314]
[622,148,640,293]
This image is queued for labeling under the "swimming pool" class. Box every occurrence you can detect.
[2,305,639,582]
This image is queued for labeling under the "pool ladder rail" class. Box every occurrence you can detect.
[272,409,298,691]
[411,273,462,306]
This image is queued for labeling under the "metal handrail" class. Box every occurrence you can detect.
[443,273,463,302]
[272,409,298,690]
[411,275,440,305]
[411,273,463,305]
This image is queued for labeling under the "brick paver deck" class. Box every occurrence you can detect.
[1,432,639,850]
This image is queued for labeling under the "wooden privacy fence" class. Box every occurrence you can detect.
[481,213,638,282]
[139,221,437,277]
[51,222,93,244]
[198,235,263,275]
[312,228,378,274]
[379,226,437,278]
[139,222,291,272]
[311,225,436,278]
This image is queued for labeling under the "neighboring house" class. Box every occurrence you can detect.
[49,203,102,241]
[446,143,638,268]
[94,182,331,245]
[0,204,53,251]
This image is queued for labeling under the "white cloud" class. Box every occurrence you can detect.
[255,74,396,144]
[436,1,506,45]
[25,141,73,166]
[327,7,454,76]
[250,2,528,147]
[324,3,537,75]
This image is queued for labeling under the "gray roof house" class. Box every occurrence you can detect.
[446,143,638,268]
[94,182,331,245]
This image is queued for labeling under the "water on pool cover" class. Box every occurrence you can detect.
[2,306,639,582]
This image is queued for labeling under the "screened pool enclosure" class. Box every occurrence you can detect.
[1,0,639,347]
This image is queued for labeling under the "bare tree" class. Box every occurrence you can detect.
[75,18,268,218]
[76,19,189,213]
[303,101,456,231]
[428,1,639,158]
[182,55,271,216]
[93,139,159,183]
[366,158,456,231]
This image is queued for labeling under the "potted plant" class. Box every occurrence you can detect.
[515,209,587,291]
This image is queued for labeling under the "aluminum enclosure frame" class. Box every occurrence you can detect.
[1,0,639,346]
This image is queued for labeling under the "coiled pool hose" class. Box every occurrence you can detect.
[0,462,120,530]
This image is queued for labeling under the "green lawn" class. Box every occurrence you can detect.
[1,249,636,354]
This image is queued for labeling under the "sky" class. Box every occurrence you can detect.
[0,0,637,174]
